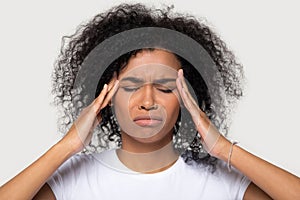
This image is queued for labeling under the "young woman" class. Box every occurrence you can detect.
[0,3,299,200]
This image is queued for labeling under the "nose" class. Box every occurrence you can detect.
[138,84,157,111]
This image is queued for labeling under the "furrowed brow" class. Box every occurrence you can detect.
[120,77,144,84]
[153,78,176,84]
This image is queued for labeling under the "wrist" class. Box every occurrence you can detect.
[57,135,81,158]
[210,135,231,160]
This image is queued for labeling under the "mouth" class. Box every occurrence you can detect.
[133,115,163,127]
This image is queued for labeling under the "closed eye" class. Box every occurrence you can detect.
[122,86,140,92]
[121,84,176,93]
[156,87,174,93]
[154,84,176,93]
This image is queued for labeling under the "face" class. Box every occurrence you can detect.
[112,49,181,144]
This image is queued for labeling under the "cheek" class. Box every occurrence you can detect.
[113,89,130,107]
[112,91,127,116]
[161,96,180,121]
[169,89,182,105]
[112,90,136,120]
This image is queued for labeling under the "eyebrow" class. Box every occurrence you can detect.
[120,77,144,84]
[153,78,176,84]
[120,77,176,84]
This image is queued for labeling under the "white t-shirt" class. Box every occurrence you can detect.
[47,149,251,200]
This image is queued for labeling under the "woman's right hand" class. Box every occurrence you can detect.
[61,79,119,155]
[0,79,119,200]
[0,78,118,199]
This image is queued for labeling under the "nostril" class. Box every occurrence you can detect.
[140,105,146,110]
[138,104,158,110]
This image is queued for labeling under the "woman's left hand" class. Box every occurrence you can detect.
[176,69,300,200]
[176,69,225,157]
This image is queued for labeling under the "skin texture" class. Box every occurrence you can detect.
[0,72,119,200]
[112,50,181,173]
[52,3,245,168]
[114,50,181,151]
[1,4,300,198]
[1,49,299,200]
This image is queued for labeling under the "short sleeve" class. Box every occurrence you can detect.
[215,160,251,199]
[46,154,92,200]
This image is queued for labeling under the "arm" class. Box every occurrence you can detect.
[243,182,272,200]
[216,136,300,200]
[0,140,72,200]
[0,80,119,200]
[176,69,300,200]
[33,184,56,200]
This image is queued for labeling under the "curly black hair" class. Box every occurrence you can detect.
[51,3,245,171]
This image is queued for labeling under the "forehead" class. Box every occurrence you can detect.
[119,49,181,80]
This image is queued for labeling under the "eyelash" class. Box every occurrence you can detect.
[122,87,173,93]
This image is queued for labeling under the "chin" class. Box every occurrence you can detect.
[130,129,173,145]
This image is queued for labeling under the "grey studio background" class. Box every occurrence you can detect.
[0,0,299,185]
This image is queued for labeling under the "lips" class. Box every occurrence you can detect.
[133,115,163,126]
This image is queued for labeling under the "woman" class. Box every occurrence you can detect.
[0,3,299,200]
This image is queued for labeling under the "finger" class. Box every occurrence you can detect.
[100,80,119,110]
[178,69,188,91]
[94,84,109,108]
[176,76,191,110]
[178,69,194,101]
[177,69,192,101]
[107,74,117,91]
[101,73,118,103]
[177,72,203,125]
[179,70,200,109]
[177,70,196,109]
[176,77,184,102]
[181,87,194,111]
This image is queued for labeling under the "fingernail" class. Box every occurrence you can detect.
[178,69,183,76]
[103,84,107,89]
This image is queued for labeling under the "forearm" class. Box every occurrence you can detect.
[216,137,300,200]
[0,140,73,200]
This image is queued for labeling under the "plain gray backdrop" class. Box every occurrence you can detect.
[1,0,299,185]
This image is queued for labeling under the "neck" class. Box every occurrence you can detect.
[117,130,179,173]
